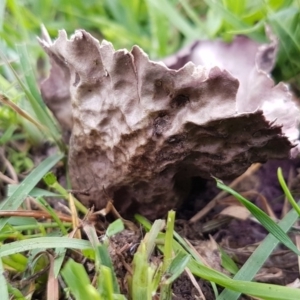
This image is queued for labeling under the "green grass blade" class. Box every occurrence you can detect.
[131,242,154,300]
[217,200,300,300]
[146,0,170,57]
[0,123,17,145]
[62,259,101,300]
[178,0,207,33]
[223,0,246,15]
[36,197,68,235]
[160,210,176,300]
[146,0,200,40]
[0,151,64,229]
[0,48,64,149]
[134,214,152,231]
[167,224,300,300]
[268,8,300,58]
[98,265,114,300]
[204,0,264,41]
[0,237,91,257]
[105,219,124,238]
[216,179,300,256]
[0,0,6,30]
[7,284,25,300]
[7,186,60,198]
[0,258,9,300]
[145,219,164,259]
[16,44,45,107]
[137,213,300,299]
[16,44,64,145]
[278,167,300,216]
[163,251,190,285]
[97,244,120,294]
[268,7,300,81]
[162,210,175,273]
[219,246,239,275]
[53,247,67,278]
[131,219,164,299]
[190,260,300,300]
[43,172,88,214]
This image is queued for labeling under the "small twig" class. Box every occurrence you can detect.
[185,267,206,300]
[0,94,47,133]
[0,210,73,222]
[94,189,139,232]
[0,147,19,183]
[0,171,17,184]
[116,244,134,275]
[189,163,261,223]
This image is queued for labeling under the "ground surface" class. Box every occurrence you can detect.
[101,159,300,299]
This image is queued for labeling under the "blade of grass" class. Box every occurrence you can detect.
[7,186,60,198]
[105,219,124,238]
[0,237,91,257]
[145,219,165,259]
[278,167,300,216]
[162,211,175,273]
[0,258,9,300]
[174,236,300,299]
[53,247,67,278]
[131,242,154,300]
[0,0,6,30]
[0,94,47,132]
[146,0,201,40]
[83,221,123,294]
[189,259,300,300]
[97,244,120,294]
[2,254,27,271]
[167,222,300,299]
[0,122,17,146]
[98,265,114,300]
[0,49,64,150]
[135,214,218,295]
[7,284,25,300]
[146,0,170,57]
[268,7,300,81]
[268,8,300,59]
[0,152,63,230]
[17,44,63,138]
[136,214,300,299]
[223,0,246,15]
[36,197,68,235]
[43,172,88,214]
[62,259,101,300]
[163,251,190,285]
[217,202,300,299]
[130,219,164,299]
[204,0,264,41]
[216,178,300,256]
[160,210,176,300]
[219,246,239,275]
[6,222,71,232]
[178,0,207,32]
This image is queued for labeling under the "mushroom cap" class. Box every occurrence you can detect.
[39,30,299,219]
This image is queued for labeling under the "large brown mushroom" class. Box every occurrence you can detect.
[39,30,299,219]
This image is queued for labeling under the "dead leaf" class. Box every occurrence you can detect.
[219,205,250,220]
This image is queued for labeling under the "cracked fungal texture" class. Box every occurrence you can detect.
[40,30,299,219]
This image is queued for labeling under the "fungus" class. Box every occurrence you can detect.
[39,30,299,219]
